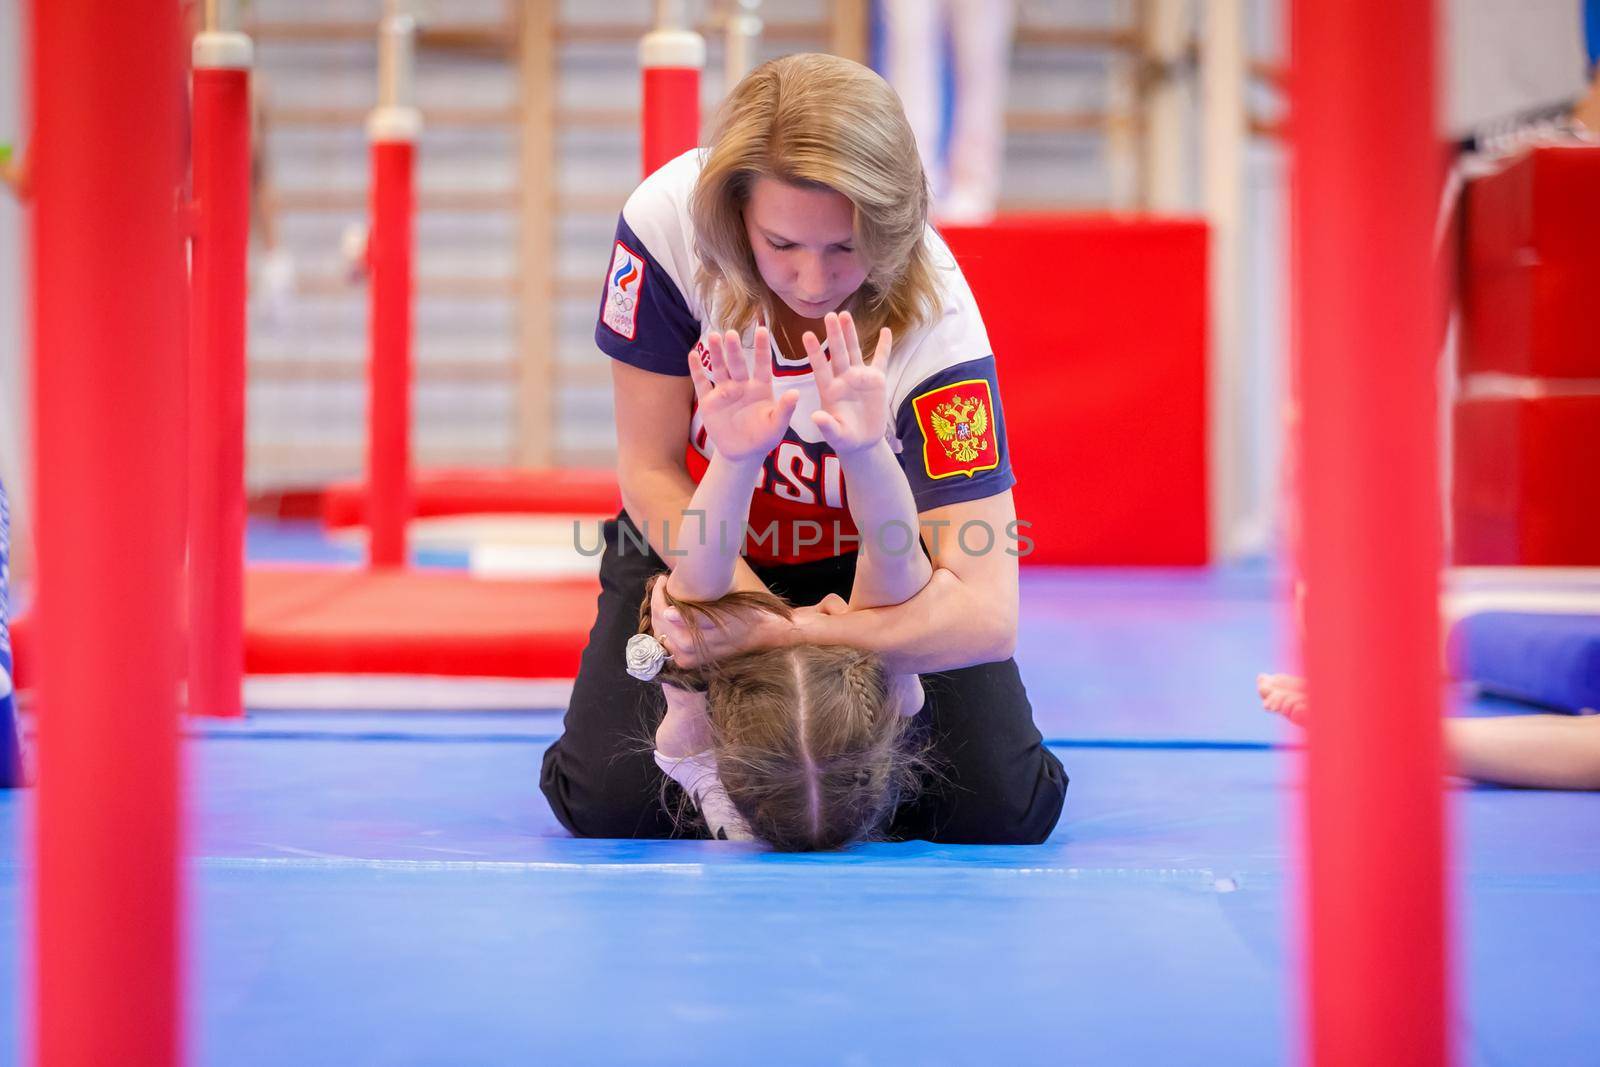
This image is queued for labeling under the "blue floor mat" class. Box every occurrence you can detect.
[1016,567,1295,744]
[0,731,1594,1065]
[5,542,1592,1064]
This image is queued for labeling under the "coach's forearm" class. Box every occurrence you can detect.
[617,464,767,594]
[789,567,1014,675]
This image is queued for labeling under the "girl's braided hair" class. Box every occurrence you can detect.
[638,573,925,850]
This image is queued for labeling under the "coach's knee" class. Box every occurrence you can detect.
[540,741,667,839]
[947,749,1068,845]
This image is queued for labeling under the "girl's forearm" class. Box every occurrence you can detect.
[620,464,767,595]
[836,440,933,607]
[664,453,765,602]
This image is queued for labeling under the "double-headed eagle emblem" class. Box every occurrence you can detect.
[929,396,990,464]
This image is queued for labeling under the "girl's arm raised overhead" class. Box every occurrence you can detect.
[803,312,933,612]
[663,327,798,603]
[612,360,774,600]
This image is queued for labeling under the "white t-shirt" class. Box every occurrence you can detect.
[596,149,1015,566]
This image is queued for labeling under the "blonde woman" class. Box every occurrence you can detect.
[540,53,1066,843]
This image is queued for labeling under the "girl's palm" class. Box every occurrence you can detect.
[804,312,891,455]
[688,328,798,462]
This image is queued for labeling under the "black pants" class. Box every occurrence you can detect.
[540,513,1067,844]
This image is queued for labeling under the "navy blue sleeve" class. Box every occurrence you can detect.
[893,354,1016,512]
[594,215,700,377]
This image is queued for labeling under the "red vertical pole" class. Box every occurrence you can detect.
[640,18,705,177]
[1291,1,1451,1065]
[365,118,417,568]
[29,0,187,1064]
[189,32,253,717]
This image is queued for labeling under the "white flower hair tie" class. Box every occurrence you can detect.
[625,632,672,682]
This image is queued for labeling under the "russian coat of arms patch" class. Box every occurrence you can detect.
[911,379,1000,480]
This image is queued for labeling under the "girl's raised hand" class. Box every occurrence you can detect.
[687,327,800,462]
[804,311,891,456]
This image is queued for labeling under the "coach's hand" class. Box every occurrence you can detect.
[650,572,800,668]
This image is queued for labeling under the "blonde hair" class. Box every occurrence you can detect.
[641,576,923,850]
[689,52,942,360]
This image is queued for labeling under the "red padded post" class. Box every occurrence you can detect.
[189,32,254,718]
[640,9,705,176]
[30,1,187,1063]
[642,68,701,176]
[366,133,416,568]
[1291,0,1451,1064]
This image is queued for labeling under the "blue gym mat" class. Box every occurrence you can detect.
[0,530,1594,1064]
[1,732,1595,1064]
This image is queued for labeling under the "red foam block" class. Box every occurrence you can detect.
[1452,395,1600,565]
[1465,146,1600,271]
[941,215,1209,565]
[323,468,621,529]
[244,567,600,678]
[11,568,602,689]
[1462,146,1600,378]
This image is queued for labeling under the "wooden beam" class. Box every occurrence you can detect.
[516,0,557,467]
[1250,58,1289,91]
[1137,0,1190,211]
[1249,114,1287,140]
[1107,14,1142,210]
[828,0,870,63]
[249,358,519,384]
[268,105,519,128]
[1015,26,1140,51]
[556,444,621,467]
[1007,108,1119,134]
[553,19,823,44]
[995,196,1115,213]
[266,189,520,213]
[295,273,518,298]
[557,362,614,388]
[1200,0,1248,555]
[246,359,609,387]
[246,20,514,52]
[248,441,511,471]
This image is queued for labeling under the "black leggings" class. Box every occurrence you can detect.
[540,512,1067,844]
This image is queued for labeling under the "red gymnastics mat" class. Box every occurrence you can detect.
[243,568,599,677]
[322,468,621,529]
[942,215,1210,566]
[9,567,600,689]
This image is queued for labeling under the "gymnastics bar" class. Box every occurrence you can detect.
[366,2,422,568]
[641,0,706,176]
[189,22,254,717]
[30,0,188,1062]
[1291,0,1451,1064]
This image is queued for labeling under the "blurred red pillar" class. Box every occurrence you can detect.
[30,1,188,1064]
[189,31,254,717]
[639,18,705,176]
[365,130,416,569]
[1290,0,1451,1064]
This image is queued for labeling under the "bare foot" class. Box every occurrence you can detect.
[1257,672,1309,726]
